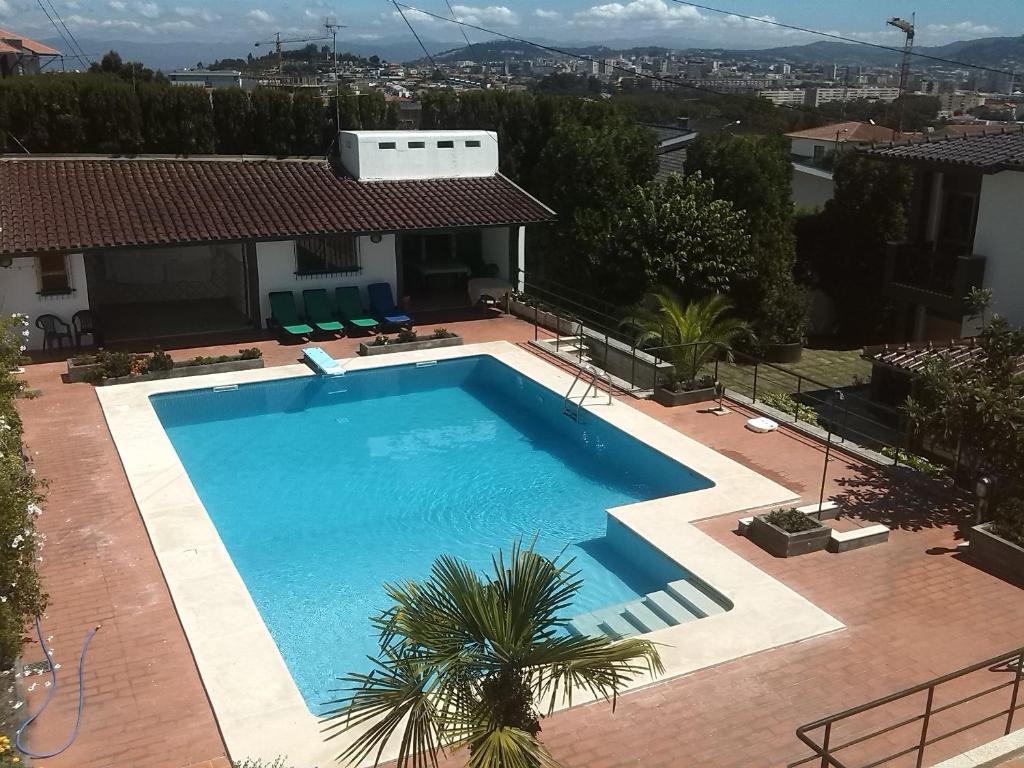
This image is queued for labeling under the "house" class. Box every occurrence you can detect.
[0,27,60,78]
[645,120,700,183]
[168,69,257,91]
[863,129,1024,341]
[785,121,901,164]
[0,130,555,349]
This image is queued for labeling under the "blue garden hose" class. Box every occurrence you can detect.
[14,616,100,758]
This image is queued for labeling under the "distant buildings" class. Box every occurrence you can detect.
[168,70,257,91]
[759,86,901,108]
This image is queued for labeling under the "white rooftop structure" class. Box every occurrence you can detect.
[338,130,499,181]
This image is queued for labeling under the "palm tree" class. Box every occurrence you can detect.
[321,540,663,768]
[626,288,753,385]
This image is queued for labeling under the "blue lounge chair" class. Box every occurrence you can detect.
[367,283,412,328]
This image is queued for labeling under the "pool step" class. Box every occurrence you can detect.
[568,579,724,640]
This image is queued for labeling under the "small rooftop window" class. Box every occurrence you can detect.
[465,140,481,148]
[437,140,455,149]
[408,141,425,149]
[378,141,397,150]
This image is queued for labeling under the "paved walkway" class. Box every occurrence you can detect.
[14,315,1024,768]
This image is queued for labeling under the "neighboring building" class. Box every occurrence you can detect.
[645,121,700,183]
[938,91,986,114]
[791,163,835,211]
[168,69,257,91]
[758,89,807,107]
[0,27,60,77]
[863,129,1024,341]
[785,121,900,164]
[0,130,555,349]
[806,86,901,107]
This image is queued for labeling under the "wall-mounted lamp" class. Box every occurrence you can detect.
[370,233,383,244]
[0,256,13,269]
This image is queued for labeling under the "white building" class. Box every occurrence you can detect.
[0,131,555,349]
[785,121,901,163]
[807,86,901,107]
[758,89,807,106]
[168,69,256,91]
[865,130,1024,340]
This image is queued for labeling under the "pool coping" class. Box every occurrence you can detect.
[96,341,844,767]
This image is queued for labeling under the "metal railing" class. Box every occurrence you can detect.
[790,646,1024,768]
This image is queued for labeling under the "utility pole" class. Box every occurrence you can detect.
[324,19,347,132]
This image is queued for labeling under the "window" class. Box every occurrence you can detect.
[295,236,359,275]
[465,140,481,148]
[36,253,72,294]
[408,141,425,149]
[812,144,825,161]
[377,142,397,149]
[437,140,454,149]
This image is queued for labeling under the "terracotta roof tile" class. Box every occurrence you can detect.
[0,156,555,254]
[862,127,1024,171]
[0,27,60,55]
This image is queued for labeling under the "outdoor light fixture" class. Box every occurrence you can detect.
[0,256,11,269]
[370,233,383,244]
[975,474,995,524]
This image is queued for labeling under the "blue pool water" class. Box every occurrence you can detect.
[151,355,712,711]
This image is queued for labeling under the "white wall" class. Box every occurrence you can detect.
[968,170,1024,333]
[338,130,499,180]
[0,254,90,350]
[791,166,835,210]
[790,137,830,160]
[255,236,398,324]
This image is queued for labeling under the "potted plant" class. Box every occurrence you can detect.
[625,289,752,407]
[748,507,831,557]
[760,283,807,363]
[358,327,464,356]
[968,497,1024,577]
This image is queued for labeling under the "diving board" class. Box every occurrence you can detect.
[303,347,344,376]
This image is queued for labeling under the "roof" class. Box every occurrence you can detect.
[791,161,834,180]
[0,156,555,255]
[862,337,1024,375]
[0,27,60,56]
[863,128,1024,172]
[785,121,905,144]
[655,148,687,184]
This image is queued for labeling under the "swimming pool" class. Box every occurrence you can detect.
[151,354,713,710]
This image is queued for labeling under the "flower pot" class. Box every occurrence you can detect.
[764,342,803,363]
[968,523,1024,577]
[653,385,717,407]
[748,514,831,558]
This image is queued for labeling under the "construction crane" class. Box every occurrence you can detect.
[887,14,915,136]
[254,32,330,73]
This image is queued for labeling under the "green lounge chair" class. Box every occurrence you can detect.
[269,291,314,337]
[302,289,344,334]
[335,287,380,334]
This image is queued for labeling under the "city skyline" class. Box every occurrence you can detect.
[1,0,1021,50]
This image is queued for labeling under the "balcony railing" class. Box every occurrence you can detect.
[884,241,986,316]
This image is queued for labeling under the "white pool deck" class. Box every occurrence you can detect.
[97,341,844,767]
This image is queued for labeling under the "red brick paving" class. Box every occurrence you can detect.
[14,315,1024,768]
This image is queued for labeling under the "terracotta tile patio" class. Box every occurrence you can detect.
[13,314,1024,768]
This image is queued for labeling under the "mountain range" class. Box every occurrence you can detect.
[42,34,1024,73]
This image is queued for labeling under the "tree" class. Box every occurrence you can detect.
[575,172,752,305]
[905,314,1024,498]
[321,540,661,768]
[168,86,215,154]
[212,88,254,154]
[292,90,326,155]
[251,87,294,155]
[76,75,142,153]
[686,134,804,343]
[626,289,753,384]
[798,152,912,340]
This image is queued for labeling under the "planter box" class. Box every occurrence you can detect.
[507,299,577,336]
[653,385,718,407]
[102,357,264,385]
[748,514,831,558]
[358,335,464,356]
[764,342,804,363]
[968,523,1024,577]
[67,359,102,383]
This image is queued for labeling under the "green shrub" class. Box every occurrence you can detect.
[232,759,294,768]
[238,347,262,360]
[395,328,418,344]
[764,507,820,533]
[760,392,820,426]
[0,314,46,667]
[879,447,948,479]
[992,497,1024,547]
[85,350,138,381]
[664,373,715,393]
[146,347,174,372]
[370,334,390,347]
[432,327,453,339]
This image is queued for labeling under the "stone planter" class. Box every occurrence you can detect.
[748,514,831,558]
[67,358,102,383]
[764,342,803,363]
[507,299,576,336]
[968,523,1024,577]
[653,385,718,407]
[102,357,264,385]
[358,335,464,356]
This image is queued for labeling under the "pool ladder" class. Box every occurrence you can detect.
[562,364,611,421]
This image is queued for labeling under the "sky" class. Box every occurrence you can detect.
[2,0,1022,49]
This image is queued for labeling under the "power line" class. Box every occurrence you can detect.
[390,0,441,74]
[666,0,1016,79]
[442,0,482,69]
[44,0,91,65]
[34,0,89,67]
[389,2,881,125]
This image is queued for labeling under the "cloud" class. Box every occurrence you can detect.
[107,0,126,9]
[134,1,159,18]
[66,13,145,30]
[573,0,701,28]
[157,19,195,31]
[923,21,998,37]
[534,8,560,20]
[0,0,9,13]
[449,5,519,26]
[63,0,80,7]
[174,5,218,22]
[246,8,274,24]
